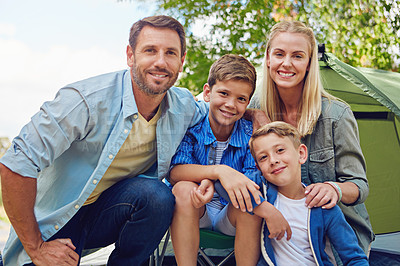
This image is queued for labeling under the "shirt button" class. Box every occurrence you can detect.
[133,114,138,119]
[108,154,113,159]
[54,225,59,230]
[93,179,98,184]
[74,204,79,209]
[124,129,129,134]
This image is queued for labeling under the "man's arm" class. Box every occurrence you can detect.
[170,164,259,212]
[0,164,79,265]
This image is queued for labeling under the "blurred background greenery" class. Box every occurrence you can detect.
[130,0,400,95]
[1,0,399,226]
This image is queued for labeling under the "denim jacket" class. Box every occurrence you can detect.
[301,98,374,253]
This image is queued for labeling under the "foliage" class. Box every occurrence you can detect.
[0,137,10,159]
[154,0,400,94]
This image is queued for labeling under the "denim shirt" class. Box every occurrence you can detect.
[0,69,208,265]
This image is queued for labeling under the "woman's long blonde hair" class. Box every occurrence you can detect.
[259,21,334,136]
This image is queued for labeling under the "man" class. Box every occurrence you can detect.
[0,15,208,265]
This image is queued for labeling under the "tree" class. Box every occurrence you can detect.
[155,0,400,94]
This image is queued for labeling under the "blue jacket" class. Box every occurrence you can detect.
[259,183,369,266]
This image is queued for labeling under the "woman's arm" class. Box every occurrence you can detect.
[305,104,367,209]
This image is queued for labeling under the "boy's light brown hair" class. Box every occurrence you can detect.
[207,54,257,98]
[249,121,302,161]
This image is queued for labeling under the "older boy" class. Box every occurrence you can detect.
[168,54,290,266]
[249,121,368,265]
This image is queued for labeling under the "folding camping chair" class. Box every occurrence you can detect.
[197,229,235,266]
[149,230,170,266]
[149,228,235,266]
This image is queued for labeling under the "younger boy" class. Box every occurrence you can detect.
[249,121,368,265]
[168,54,290,266]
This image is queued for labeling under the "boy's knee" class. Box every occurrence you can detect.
[172,181,198,199]
[228,204,260,226]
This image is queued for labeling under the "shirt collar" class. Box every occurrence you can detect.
[201,115,250,148]
[122,69,139,119]
[229,118,250,148]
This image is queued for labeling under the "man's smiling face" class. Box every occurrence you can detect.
[127,25,185,96]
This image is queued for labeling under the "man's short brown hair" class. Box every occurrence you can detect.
[207,54,257,98]
[249,121,302,160]
[129,15,186,57]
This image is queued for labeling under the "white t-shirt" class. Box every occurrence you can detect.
[271,192,317,266]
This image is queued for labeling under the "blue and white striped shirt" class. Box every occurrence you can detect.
[170,114,262,198]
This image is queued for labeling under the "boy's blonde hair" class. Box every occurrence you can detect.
[207,54,257,99]
[259,21,335,136]
[249,121,301,160]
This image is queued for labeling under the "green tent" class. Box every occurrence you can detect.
[320,53,400,255]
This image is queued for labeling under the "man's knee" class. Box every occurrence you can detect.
[150,180,175,213]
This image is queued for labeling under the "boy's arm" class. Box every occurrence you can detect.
[323,207,368,265]
[253,201,292,240]
[171,164,260,212]
[215,178,292,240]
[191,179,214,209]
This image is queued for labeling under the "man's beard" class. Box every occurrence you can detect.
[131,62,179,96]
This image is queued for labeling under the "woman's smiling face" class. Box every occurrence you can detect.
[266,32,311,93]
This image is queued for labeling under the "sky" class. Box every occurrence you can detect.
[0,0,157,138]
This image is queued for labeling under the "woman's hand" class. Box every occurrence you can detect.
[304,183,339,209]
[305,181,360,209]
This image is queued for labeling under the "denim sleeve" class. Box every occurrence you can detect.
[334,107,368,205]
[0,87,91,178]
[190,100,209,127]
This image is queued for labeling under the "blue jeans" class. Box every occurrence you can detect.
[25,177,175,265]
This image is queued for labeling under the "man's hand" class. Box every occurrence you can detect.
[216,165,260,212]
[191,179,214,208]
[254,202,292,240]
[30,239,79,266]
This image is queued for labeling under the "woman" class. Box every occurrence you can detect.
[251,21,374,260]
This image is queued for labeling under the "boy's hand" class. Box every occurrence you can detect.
[305,183,338,209]
[216,165,260,212]
[191,179,214,209]
[254,202,292,240]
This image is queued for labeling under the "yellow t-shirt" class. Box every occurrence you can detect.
[84,107,161,205]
